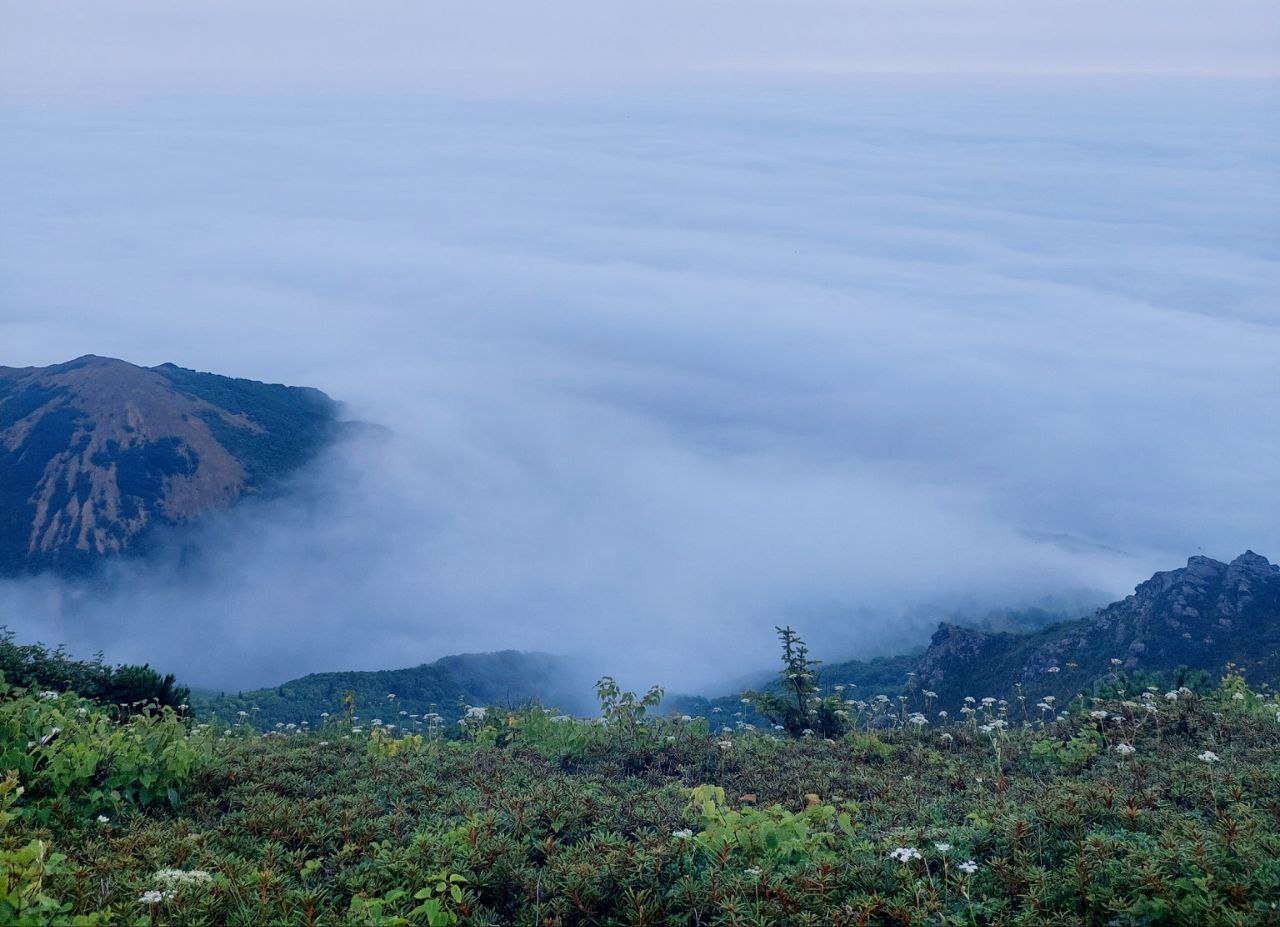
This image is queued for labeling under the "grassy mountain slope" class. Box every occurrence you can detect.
[196,651,596,729]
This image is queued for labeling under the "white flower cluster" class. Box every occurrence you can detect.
[889,847,921,863]
[154,869,214,887]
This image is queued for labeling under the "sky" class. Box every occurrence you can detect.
[1,3,1278,691]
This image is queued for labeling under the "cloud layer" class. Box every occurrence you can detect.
[1,78,1277,690]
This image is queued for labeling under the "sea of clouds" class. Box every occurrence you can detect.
[1,70,1277,690]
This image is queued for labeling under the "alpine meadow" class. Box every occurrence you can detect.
[1,2,1279,925]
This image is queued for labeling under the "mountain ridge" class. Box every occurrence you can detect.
[916,550,1280,705]
[0,355,343,575]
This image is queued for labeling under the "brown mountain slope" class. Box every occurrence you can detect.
[0,355,339,575]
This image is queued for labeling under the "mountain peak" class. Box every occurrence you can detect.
[1229,550,1276,575]
[0,356,342,576]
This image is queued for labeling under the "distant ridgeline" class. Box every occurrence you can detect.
[194,552,1280,730]
[195,651,597,731]
[0,355,344,576]
[914,551,1280,707]
[679,552,1280,722]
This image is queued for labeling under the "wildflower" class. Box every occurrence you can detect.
[318,741,329,746]
[801,728,815,737]
[1165,691,1179,701]
[155,869,213,886]
[717,739,733,750]
[958,860,978,874]
[744,867,762,877]
[963,696,975,704]
[1231,692,1245,701]
[1115,743,1136,756]
[889,847,922,863]
[934,842,952,852]
[1110,658,1123,666]
[908,712,927,726]
[672,829,693,840]
[320,711,330,718]
[1089,710,1109,720]
[139,890,169,905]
[1047,666,1061,673]
[39,690,58,701]
[464,706,487,720]
[1198,751,1220,763]
[97,815,110,824]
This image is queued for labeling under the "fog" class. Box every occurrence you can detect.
[0,7,1277,692]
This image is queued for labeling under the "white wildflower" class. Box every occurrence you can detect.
[958,860,978,874]
[1197,751,1220,763]
[1115,743,1136,756]
[934,842,952,852]
[889,847,922,863]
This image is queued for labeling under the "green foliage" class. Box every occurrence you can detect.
[595,676,663,738]
[743,626,850,738]
[0,629,190,716]
[684,784,855,867]
[2,660,1279,924]
[0,687,201,825]
[1030,728,1103,771]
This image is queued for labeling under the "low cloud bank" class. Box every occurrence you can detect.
[1,79,1276,691]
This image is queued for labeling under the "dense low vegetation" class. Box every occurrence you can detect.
[0,630,189,716]
[3,630,1279,925]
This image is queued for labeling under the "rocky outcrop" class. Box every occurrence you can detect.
[917,552,1280,705]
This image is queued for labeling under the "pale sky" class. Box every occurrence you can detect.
[3,0,1279,99]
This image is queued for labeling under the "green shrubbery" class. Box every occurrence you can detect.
[0,629,189,716]
[1,632,1279,925]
